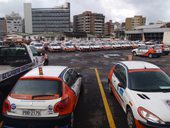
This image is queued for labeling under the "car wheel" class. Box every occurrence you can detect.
[132,52,137,56]
[127,108,136,128]
[149,54,153,58]
[68,113,74,128]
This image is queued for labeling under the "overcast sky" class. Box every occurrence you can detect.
[0,0,170,24]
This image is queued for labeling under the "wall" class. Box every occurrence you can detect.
[163,32,170,45]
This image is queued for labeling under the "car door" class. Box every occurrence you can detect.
[112,64,127,109]
[29,46,44,66]
[70,69,82,96]
[138,46,145,55]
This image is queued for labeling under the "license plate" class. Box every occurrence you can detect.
[22,110,41,116]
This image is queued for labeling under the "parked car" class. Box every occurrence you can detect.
[101,42,113,50]
[156,44,170,55]
[48,43,62,52]
[33,43,45,52]
[62,43,76,52]
[89,43,101,51]
[108,61,170,128]
[75,43,90,52]
[132,45,162,58]
[2,66,82,128]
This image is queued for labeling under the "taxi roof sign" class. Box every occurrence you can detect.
[39,67,43,75]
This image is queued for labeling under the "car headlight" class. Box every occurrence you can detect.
[138,107,165,124]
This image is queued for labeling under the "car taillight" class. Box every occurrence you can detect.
[3,99,11,114]
[53,97,69,115]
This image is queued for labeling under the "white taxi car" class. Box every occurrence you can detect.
[132,45,162,58]
[3,66,82,128]
[48,43,62,52]
[108,61,170,128]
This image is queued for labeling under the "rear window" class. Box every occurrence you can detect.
[12,80,62,96]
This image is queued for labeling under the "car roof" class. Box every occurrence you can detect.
[23,66,68,78]
[120,61,160,70]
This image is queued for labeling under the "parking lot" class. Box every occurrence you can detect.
[48,50,170,128]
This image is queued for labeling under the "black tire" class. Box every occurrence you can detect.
[127,108,136,128]
[132,52,137,56]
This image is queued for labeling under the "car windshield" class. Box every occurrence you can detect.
[12,79,62,96]
[65,43,72,46]
[51,44,59,46]
[129,71,170,92]
[34,44,42,47]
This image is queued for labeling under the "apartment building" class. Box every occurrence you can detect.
[73,11,105,35]
[6,12,23,34]
[125,15,146,31]
[104,20,114,36]
[0,18,7,39]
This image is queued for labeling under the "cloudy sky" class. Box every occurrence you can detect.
[0,0,170,24]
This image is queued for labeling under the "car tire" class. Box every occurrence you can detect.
[132,52,137,56]
[149,54,153,58]
[127,108,136,128]
[68,113,74,128]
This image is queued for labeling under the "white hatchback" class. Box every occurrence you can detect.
[108,61,170,128]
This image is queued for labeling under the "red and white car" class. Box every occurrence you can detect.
[3,66,82,128]
[155,44,170,55]
[108,61,170,128]
[62,43,76,52]
[132,45,162,58]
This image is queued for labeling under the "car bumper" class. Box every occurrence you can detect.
[138,120,170,128]
[3,114,71,127]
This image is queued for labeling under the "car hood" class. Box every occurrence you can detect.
[50,46,61,49]
[130,90,170,122]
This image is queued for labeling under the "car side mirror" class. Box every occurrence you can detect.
[37,52,43,56]
[78,73,83,77]
[118,82,125,89]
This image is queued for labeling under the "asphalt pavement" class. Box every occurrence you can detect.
[48,50,170,128]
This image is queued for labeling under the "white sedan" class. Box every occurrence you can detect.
[108,61,170,128]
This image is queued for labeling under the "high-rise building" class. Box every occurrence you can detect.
[24,3,32,34]
[104,20,114,36]
[73,11,105,35]
[0,18,7,39]
[125,15,146,31]
[24,2,70,34]
[6,12,23,34]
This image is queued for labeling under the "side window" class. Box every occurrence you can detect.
[119,66,127,87]
[114,64,121,79]
[64,69,74,87]
[71,70,78,81]
[115,64,127,87]
[30,46,38,56]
